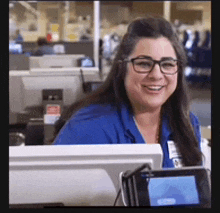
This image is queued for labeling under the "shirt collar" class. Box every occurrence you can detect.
[120,103,145,143]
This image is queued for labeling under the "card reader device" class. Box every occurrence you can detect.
[120,166,211,208]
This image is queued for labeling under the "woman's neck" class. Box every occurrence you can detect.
[133,106,161,128]
[133,106,162,144]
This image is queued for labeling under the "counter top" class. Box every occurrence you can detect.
[9,67,100,76]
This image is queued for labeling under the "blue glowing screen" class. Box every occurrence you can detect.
[148,176,199,206]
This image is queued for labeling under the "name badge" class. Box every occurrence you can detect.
[172,157,183,168]
[167,140,183,168]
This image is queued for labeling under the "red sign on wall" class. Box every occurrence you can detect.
[46,105,61,115]
[47,33,52,42]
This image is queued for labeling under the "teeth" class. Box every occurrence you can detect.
[144,86,163,91]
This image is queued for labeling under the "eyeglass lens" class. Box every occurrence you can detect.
[133,58,178,74]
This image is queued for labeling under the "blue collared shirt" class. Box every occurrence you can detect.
[53,103,201,168]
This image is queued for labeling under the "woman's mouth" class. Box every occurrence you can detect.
[142,85,164,91]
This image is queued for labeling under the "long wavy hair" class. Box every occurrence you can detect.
[54,16,202,166]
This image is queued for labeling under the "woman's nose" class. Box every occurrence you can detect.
[147,63,163,80]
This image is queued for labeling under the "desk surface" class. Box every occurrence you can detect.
[10,67,100,76]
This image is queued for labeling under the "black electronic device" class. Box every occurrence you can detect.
[42,89,63,144]
[80,68,103,93]
[120,166,211,208]
[25,118,44,145]
[78,57,103,93]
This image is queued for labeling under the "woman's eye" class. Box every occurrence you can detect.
[162,62,175,68]
[136,61,152,67]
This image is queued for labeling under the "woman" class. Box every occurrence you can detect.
[53,16,203,168]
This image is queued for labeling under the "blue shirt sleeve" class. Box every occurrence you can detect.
[53,119,113,145]
[190,112,202,150]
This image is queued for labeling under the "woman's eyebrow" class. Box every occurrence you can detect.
[134,55,152,59]
[134,55,177,60]
[160,57,177,61]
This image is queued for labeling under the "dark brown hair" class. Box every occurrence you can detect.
[54,16,202,166]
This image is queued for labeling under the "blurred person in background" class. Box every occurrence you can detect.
[33,37,55,56]
[15,29,24,44]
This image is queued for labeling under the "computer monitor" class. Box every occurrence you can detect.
[53,44,66,54]
[9,144,163,206]
[9,68,100,114]
[9,43,23,54]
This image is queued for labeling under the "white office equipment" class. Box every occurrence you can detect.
[201,138,211,171]
[29,54,85,69]
[53,44,65,54]
[9,144,163,206]
[9,68,100,115]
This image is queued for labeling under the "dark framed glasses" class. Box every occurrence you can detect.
[121,56,180,75]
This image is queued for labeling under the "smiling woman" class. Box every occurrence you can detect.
[53,15,203,168]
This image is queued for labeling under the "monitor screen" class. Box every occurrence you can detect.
[148,176,199,206]
[9,43,23,54]
[80,57,94,67]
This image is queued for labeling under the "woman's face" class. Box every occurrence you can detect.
[124,37,178,112]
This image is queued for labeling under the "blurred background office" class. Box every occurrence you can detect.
[9,1,211,147]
